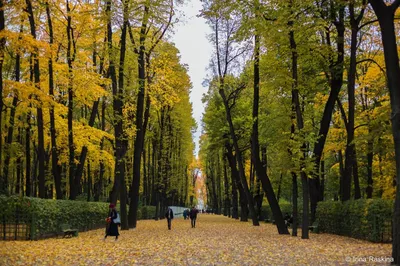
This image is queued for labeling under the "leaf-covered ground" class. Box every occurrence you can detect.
[0,215,393,265]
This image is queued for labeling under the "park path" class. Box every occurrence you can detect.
[0,214,392,265]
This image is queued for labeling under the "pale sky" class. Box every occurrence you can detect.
[171,0,213,157]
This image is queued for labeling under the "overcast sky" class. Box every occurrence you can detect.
[171,0,212,157]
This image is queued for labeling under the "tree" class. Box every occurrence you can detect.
[367,0,400,263]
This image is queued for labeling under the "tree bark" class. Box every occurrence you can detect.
[111,0,129,230]
[226,152,239,219]
[3,22,22,194]
[368,1,400,263]
[0,0,5,194]
[129,4,150,228]
[251,32,286,232]
[74,100,99,195]
[366,139,373,198]
[25,113,31,197]
[343,1,365,201]
[220,87,259,226]
[311,4,345,219]
[45,2,62,199]
[66,0,76,200]
[225,143,248,221]
[223,158,230,216]
[289,22,309,239]
[26,0,46,199]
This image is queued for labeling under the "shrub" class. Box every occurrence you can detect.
[316,199,393,242]
[0,196,158,240]
[140,206,156,219]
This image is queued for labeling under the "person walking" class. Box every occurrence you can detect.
[189,206,198,228]
[165,207,174,230]
[104,203,119,241]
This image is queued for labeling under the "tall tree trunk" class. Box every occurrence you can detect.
[226,143,248,221]
[220,87,258,226]
[366,139,373,198]
[289,96,298,237]
[276,173,283,203]
[25,114,31,197]
[251,32,286,231]
[208,163,219,214]
[110,0,129,230]
[143,143,147,206]
[87,162,91,201]
[227,154,239,219]
[74,100,99,194]
[250,158,254,196]
[216,153,222,214]
[105,0,118,203]
[343,1,365,201]
[320,159,325,201]
[223,159,230,216]
[289,22,309,239]
[46,2,62,199]
[353,149,361,199]
[338,150,344,200]
[129,4,150,228]
[95,98,106,202]
[3,22,22,193]
[0,0,5,194]
[66,0,76,200]
[311,4,345,218]
[368,1,400,263]
[26,0,46,198]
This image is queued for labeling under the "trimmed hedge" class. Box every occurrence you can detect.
[316,199,393,242]
[140,206,156,219]
[0,196,157,240]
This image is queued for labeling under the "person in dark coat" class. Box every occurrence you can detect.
[165,207,174,230]
[189,206,198,228]
[104,203,119,240]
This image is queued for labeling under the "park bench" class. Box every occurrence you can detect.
[60,224,78,238]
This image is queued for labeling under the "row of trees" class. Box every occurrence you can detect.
[199,0,400,263]
[0,0,196,229]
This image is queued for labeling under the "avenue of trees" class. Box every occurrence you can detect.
[199,0,400,263]
[0,0,197,230]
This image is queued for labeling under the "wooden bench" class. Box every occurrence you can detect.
[60,224,78,238]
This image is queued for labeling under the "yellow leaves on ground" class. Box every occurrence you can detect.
[0,215,392,265]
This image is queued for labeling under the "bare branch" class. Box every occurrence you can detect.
[148,0,174,55]
[356,58,385,74]
[354,123,368,130]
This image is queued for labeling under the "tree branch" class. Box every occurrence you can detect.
[392,0,400,10]
[148,0,174,56]
[356,58,386,74]
[127,22,139,54]
[336,97,349,133]
[354,123,368,130]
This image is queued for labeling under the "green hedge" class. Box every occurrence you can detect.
[316,199,393,242]
[0,196,157,239]
[140,206,156,219]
